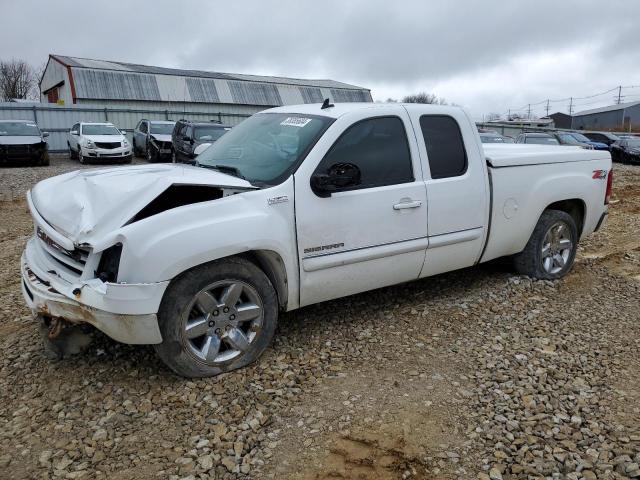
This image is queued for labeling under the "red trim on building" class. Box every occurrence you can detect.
[66,65,78,104]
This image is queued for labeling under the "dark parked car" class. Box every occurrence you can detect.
[132,119,176,162]
[0,120,49,166]
[479,132,514,144]
[564,132,608,150]
[548,132,594,149]
[515,133,560,145]
[172,120,230,164]
[582,131,621,148]
[610,138,640,164]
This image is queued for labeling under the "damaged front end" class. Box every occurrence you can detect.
[22,192,167,345]
[22,163,257,347]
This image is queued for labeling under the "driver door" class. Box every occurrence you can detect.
[294,107,429,306]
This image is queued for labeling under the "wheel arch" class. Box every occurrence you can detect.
[166,250,290,311]
[544,198,586,236]
[241,250,289,311]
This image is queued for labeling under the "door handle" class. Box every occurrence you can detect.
[393,200,422,210]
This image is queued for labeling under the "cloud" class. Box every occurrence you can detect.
[2,0,640,118]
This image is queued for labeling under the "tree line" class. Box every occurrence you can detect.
[0,58,42,102]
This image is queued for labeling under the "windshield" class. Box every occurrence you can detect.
[569,132,591,143]
[194,126,229,142]
[480,135,506,143]
[197,113,333,185]
[0,121,40,136]
[82,124,121,135]
[150,123,175,135]
[526,136,559,145]
[558,134,582,145]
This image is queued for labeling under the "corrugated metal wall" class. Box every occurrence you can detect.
[571,109,624,130]
[0,102,259,153]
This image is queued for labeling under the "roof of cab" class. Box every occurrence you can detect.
[264,102,463,119]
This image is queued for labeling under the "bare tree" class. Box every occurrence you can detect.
[0,59,39,102]
[402,92,447,105]
[486,112,502,122]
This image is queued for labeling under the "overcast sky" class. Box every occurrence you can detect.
[4,0,640,120]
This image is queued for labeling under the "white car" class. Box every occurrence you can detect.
[68,122,132,164]
[23,103,612,377]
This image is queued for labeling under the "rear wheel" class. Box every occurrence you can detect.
[154,257,278,378]
[513,209,578,280]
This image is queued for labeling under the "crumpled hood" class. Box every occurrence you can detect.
[30,163,253,244]
[0,135,43,145]
[149,134,172,143]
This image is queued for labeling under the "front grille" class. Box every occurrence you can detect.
[95,142,121,149]
[7,144,30,154]
[36,233,89,277]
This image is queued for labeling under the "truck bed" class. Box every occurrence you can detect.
[484,144,610,167]
[480,144,611,263]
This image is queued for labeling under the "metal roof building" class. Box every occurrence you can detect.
[39,54,372,121]
[571,101,640,131]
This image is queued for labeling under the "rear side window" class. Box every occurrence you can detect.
[315,116,413,190]
[420,115,467,179]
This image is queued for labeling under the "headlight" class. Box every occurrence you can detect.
[122,138,130,147]
[85,140,96,149]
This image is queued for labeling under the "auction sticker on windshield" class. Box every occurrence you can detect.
[280,117,312,128]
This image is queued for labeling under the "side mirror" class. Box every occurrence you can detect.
[310,162,361,198]
[42,132,50,138]
[70,130,79,136]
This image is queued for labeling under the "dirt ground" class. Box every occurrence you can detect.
[0,159,638,480]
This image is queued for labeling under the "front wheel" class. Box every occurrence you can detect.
[146,142,156,162]
[513,209,578,280]
[154,257,278,378]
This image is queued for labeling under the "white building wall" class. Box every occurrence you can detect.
[40,59,73,105]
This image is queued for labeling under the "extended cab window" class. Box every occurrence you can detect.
[420,115,467,179]
[315,116,413,190]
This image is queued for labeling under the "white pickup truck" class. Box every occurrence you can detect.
[21,103,612,377]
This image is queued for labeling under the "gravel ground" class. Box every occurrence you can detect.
[0,158,638,479]
[0,154,147,201]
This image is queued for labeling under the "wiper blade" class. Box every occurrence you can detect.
[198,163,246,180]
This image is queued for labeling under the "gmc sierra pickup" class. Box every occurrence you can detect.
[21,103,612,377]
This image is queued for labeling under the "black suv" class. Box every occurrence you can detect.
[171,120,230,164]
[0,120,50,166]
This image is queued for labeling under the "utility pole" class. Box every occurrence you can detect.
[568,97,573,115]
[527,104,531,119]
[616,85,622,104]
[508,109,511,121]
[545,99,550,117]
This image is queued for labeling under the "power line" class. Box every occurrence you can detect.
[503,85,631,115]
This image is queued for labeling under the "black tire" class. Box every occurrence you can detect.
[68,143,77,160]
[513,209,578,280]
[39,152,50,166]
[146,142,157,162]
[154,257,278,378]
[132,140,139,157]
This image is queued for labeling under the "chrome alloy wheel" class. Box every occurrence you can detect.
[541,221,573,274]
[181,280,263,365]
